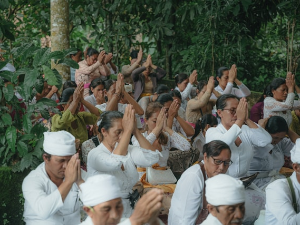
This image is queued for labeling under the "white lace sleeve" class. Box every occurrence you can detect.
[169,132,191,151]
[81,139,96,164]
[179,83,193,101]
[264,94,295,112]
[131,132,157,146]
[129,145,161,167]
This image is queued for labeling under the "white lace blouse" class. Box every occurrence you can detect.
[131,131,191,167]
[264,93,300,126]
[87,143,161,218]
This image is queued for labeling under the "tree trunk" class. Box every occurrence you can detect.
[51,0,70,81]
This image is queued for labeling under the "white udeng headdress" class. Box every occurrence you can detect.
[43,131,76,156]
[205,174,245,206]
[80,174,122,207]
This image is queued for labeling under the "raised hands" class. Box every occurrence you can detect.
[115,73,124,94]
[104,53,113,64]
[152,108,166,137]
[228,64,237,83]
[168,99,180,118]
[122,104,136,134]
[189,70,198,84]
[207,76,215,92]
[73,82,84,103]
[137,48,143,64]
[286,72,295,93]
[236,97,248,124]
[64,153,82,185]
[144,55,151,68]
[98,51,106,64]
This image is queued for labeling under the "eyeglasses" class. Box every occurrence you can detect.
[223,108,237,115]
[211,157,233,166]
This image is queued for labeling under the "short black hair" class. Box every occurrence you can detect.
[265,116,288,134]
[175,73,188,85]
[43,151,51,160]
[89,78,105,95]
[203,140,231,158]
[266,78,286,97]
[156,93,173,105]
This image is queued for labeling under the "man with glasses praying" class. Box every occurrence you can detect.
[206,94,272,224]
[168,140,232,225]
[265,138,300,224]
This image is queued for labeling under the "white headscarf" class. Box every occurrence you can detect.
[43,131,76,156]
[80,174,122,207]
[205,174,245,206]
[291,138,300,164]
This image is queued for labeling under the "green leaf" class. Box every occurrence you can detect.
[17,141,28,157]
[241,0,252,12]
[0,70,13,82]
[33,138,44,158]
[3,84,14,101]
[23,114,32,133]
[35,78,45,94]
[1,113,12,126]
[163,27,173,36]
[60,58,79,69]
[31,123,47,138]
[63,48,78,57]
[233,4,240,16]
[19,134,35,141]
[52,69,63,90]
[42,65,58,86]
[0,60,7,70]
[22,46,40,59]
[24,69,39,87]
[33,48,48,67]
[0,0,9,10]
[40,109,50,119]
[0,135,5,145]
[48,51,64,60]
[5,126,17,153]
[37,98,58,107]
[20,153,33,171]
[39,48,51,65]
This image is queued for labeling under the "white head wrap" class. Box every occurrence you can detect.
[80,174,122,206]
[205,174,245,206]
[43,131,76,156]
[291,138,300,164]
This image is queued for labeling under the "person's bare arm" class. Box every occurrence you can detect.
[68,83,82,115]
[176,115,195,136]
[288,128,300,143]
[106,74,123,111]
[123,91,144,115]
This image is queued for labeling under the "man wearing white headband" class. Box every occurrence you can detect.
[265,138,300,224]
[80,174,164,225]
[201,174,245,225]
[22,131,84,225]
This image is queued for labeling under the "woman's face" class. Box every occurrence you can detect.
[204,149,231,178]
[177,78,189,92]
[269,131,287,145]
[217,98,239,130]
[272,84,288,102]
[101,119,123,145]
[145,110,160,132]
[87,54,98,66]
[217,70,229,89]
[91,84,105,98]
[163,101,173,115]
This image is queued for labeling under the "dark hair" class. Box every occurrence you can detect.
[70,49,81,57]
[175,73,188,85]
[197,80,208,91]
[43,151,51,160]
[256,86,268,103]
[216,94,240,110]
[215,66,229,86]
[104,79,115,91]
[155,84,169,95]
[89,78,105,95]
[86,47,99,57]
[130,50,138,59]
[266,78,286,97]
[203,140,231,158]
[169,90,182,100]
[145,102,168,145]
[156,93,173,105]
[98,111,123,135]
[265,116,288,134]
[61,88,75,102]
[63,81,77,91]
[191,114,218,142]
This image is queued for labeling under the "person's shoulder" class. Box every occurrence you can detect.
[266,177,288,191]
[181,164,203,177]
[23,163,46,184]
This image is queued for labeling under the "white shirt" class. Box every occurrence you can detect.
[201,214,222,225]
[87,143,161,218]
[172,118,188,138]
[168,164,205,225]
[175,83,193,110]
[22,163,80,225]
[206,123,272,178]
[265,172,300,224]
[249,138,294,189]
[95,103,142,128]
[84,94,97,112]
[80,216,131,225]
[211,82,251,100]
[264,93,300,126]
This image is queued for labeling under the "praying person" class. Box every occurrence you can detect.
[22,131,84,225]
[265,138,300,224]
[201,174,245,225]
[80,174,164,225]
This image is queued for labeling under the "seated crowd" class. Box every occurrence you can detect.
[2,47,300,225]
